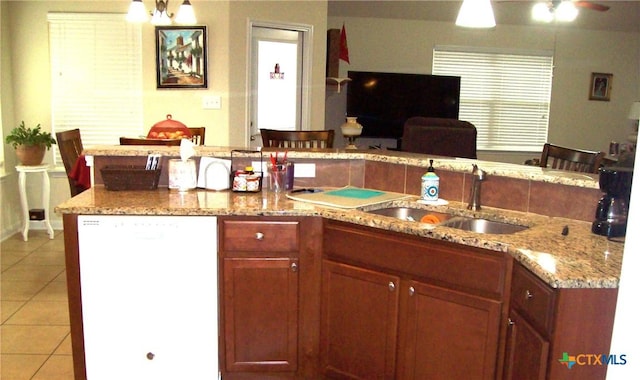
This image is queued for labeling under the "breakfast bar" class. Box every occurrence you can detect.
[56,147,621,380]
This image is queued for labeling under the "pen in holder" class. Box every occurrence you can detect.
[268,152,293,192]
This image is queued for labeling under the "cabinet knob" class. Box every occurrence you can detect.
[291,262,298,272]
[525,290,533,299]
[508,318,514,326]
[255,232,265,240]
[146,352,155,360]
[388,281,396,292]
[408,286,415,296]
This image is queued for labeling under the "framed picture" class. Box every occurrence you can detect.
[155,26,207,89]
[589,72,612,101]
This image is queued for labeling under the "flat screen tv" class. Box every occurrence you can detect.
[346,71,461,139]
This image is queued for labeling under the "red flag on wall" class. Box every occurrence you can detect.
[339,23,350,64]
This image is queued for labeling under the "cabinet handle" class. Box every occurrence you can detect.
[146,352,155,360]
[408,286,415,296]
[508,318,514,326]
[291,262,298,272]
[255,232,265,240]
[388,281,396,292]
[525,290,534,300]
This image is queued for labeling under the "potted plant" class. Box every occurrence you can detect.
[5,121,56,166]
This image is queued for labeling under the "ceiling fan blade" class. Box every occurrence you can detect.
[574,1,610,12]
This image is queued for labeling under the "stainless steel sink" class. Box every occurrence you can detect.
[440,217,528,234]
[366,207,528,234]
[366,207,453,224]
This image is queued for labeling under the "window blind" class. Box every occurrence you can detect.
[433,46,553,152]
[48,13,143,165]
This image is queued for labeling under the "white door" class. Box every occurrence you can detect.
[248,22,311,148]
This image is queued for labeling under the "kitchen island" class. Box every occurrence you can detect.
[55,147,622,380]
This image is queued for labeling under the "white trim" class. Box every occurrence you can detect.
[246,20,313,147]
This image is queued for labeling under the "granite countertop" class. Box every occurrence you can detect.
[56,186,623,290]
[83,146,601,189]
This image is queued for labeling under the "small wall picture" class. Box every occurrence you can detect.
[155,26,207,89]
[589,72,612,101]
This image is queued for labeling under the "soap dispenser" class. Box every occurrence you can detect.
[421,160,439,202]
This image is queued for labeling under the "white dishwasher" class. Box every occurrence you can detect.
[78,215,219,380]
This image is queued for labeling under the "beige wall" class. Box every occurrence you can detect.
[326,16,640,162]
[0,0,328,238]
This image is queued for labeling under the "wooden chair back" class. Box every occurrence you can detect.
[188,127,206,145]
[539,143,605,174]
[119,137,183,146]
[56,129,86,196]
[260,129,335,148]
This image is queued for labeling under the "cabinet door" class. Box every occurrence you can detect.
[321,260,400,380]
[399,281,502,380]
[503,309,549,380]
[223,257,299,372]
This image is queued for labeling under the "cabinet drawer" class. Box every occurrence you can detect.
[511,264,556,335]
[222,220,299,253]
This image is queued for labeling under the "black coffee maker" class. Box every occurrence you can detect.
[592,166,634,237]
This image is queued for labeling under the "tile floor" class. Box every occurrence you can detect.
[1,230,73,379]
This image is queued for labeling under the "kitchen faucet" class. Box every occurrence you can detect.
[467,164,486,211]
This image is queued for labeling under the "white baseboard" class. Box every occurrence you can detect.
[1,220,64,242]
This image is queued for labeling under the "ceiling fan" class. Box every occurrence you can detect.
[529,1,610,22]
[573,1,610,12]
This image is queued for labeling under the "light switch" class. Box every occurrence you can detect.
[202,95,221,110]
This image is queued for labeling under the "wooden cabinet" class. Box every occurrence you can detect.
[223,257,299,372]
[399,280,502,380]
[321,261,400,379]
[503,309,549,380]
[321,220,509,380]
[503,262,618,380]
[219,217,322,378]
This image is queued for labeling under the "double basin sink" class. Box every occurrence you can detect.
[366,207,528,235]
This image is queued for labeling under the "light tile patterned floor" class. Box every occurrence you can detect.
[1,230,73,379]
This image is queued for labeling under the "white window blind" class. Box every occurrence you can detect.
[433,46,553,152]
[48,13,143,165]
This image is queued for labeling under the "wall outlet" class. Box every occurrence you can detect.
[202,95,221,110]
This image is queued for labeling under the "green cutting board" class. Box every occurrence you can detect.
[286,186,410,208]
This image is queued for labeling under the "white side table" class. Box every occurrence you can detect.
[16,164,54,241]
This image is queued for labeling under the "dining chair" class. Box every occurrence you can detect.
[188,127,206,145]
[56,129,87,196]
[260,129,335,148]
[539,143,605,174]
[119,137,183,146]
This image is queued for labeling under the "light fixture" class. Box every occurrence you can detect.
[628,101,640,121]
[341,117,363,149]
[627,101,640,143]
[150,0,173,25]
[532,1,578,23]
[126,0,197,25]
[175,0,197,24]
[456,0,496,29]
[126,0,148,23]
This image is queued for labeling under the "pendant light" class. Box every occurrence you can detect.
[456,0,496,29]
[126,0,197,25]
